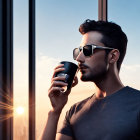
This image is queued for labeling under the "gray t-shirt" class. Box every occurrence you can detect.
[58,86,140,140]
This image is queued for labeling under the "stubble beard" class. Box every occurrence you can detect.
[80,70,107,82]
[80,63,108,83]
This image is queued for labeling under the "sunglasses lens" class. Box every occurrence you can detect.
[73,45,93,60]
[73,48,80,60]
[83,45,92,56]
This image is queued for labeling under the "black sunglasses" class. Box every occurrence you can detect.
[73,44,114,60]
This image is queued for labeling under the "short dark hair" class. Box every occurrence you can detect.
[79,19,128,71]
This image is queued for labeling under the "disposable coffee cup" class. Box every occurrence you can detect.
[55,61,78,91]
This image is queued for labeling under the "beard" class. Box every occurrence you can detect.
[80,61,108,83]
[80,67,108,82]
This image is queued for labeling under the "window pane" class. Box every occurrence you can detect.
[108,0,140,89]
[14,0,28,139]
[36,0,98,139]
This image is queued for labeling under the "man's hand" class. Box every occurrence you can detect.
[48,64,78,114]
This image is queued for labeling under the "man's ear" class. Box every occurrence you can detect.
[108,49,120,64]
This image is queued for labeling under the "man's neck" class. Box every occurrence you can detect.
[94,73,124,99]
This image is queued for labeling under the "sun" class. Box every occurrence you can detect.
[16,106,25,115]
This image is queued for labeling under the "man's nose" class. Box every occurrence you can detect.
[76,51,85,63]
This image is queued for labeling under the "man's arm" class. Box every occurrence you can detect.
[41,110,59,140]
[41,106,74,140]
[41,110,73,140]
[41,64,77,140]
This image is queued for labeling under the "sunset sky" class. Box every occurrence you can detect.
[13,0,140,139]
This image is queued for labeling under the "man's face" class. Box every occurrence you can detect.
[76,31,109,82]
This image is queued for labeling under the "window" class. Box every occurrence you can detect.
[36,0,98,139]
[14,0,28,139]
[3,0,139,139]
[108,0,140,89]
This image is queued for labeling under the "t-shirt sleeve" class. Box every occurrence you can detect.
[57,96,91,137]
[57,105,76,137]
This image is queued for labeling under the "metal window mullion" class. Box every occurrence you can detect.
[98,0,108,21]
[0,0,13,139]
[29,0,36,140]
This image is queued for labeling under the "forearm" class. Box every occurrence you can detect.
[41,110,61,140]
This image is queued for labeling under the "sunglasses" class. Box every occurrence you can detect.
[73,44,114,60]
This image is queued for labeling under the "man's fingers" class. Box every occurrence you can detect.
[50,81,68,88]
[72,76,78,87]
[52,68,65,78]
[48,87,64,97]
[54,64,64,70]
[52,64,65,78]
[51,76,66,83]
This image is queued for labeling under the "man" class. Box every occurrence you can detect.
[41,20,140,140]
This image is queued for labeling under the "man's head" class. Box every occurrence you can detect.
[79,19,128,71]
[74,19,128,82]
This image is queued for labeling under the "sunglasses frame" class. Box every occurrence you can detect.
[73,44,115,60]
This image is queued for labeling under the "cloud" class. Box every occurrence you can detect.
[36,54,61,95]
[121,64,140,72]
[120,64,140,89]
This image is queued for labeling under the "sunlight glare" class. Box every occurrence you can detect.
[16,106,24,115]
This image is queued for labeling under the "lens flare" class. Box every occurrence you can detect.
[0,88,13,121]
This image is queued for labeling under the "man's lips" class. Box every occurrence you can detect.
[78,64,88,71]
[79,66,87,70]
